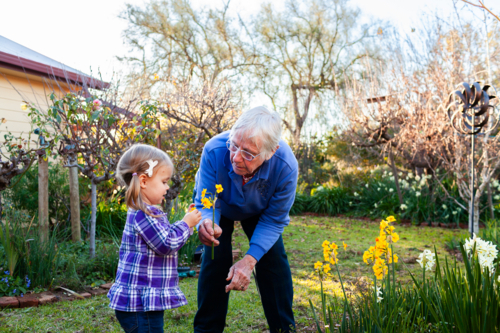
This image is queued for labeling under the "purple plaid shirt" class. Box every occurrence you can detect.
[107,205,192,312]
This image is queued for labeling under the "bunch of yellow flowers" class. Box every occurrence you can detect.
[200,184,223,259]
[322,240,339,265]
[313,240,341,278]
[363,216,399,279]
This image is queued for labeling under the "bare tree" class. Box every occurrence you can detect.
[120,0,257,87]
[141,77,239,213]
[340,16,500,232]
[252,0,381,150]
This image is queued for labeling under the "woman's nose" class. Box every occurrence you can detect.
[232,149,243,162]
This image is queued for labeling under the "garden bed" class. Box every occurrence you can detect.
[0,216,466,332]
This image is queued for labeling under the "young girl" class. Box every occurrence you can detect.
[108,144,202,333]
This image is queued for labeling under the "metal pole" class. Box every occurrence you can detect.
[470,114,475,238]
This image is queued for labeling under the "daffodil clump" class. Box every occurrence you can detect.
[464,233,499,274]
[363,216,399,280]
[201,184,223,259]
[313,240,343,280]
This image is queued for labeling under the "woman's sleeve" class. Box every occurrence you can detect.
[134,211,191,256]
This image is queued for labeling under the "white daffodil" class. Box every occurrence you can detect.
[400,204,408,210]
[464,234,499,274]
[374,286,383,303]
[417,250,436,271]
[416,191,421,197]
[442,205,447,210]
[389,188,394,193]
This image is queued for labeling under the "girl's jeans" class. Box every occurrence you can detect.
[115,310,165,333]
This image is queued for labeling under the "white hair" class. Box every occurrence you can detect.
[230,106,282,159]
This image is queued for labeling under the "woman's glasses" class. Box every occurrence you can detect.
[226,140,261,161]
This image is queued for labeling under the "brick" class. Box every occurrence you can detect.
[100,283,113,290]
[18,295,38,308]
[80,292,92,299]
[88,288,108,296]
[38,293,58,305]
[0,297,19,308]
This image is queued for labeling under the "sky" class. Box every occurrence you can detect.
[1,0,485,82]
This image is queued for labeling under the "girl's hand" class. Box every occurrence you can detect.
[183,205,202,228]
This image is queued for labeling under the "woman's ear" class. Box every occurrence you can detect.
[139,174,148,189]
[266,145,280,160]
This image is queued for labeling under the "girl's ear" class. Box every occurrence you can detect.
[139,174,148,189]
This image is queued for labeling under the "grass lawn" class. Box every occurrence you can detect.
[0,216,466,332]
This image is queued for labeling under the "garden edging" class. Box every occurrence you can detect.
[0,283,112,309]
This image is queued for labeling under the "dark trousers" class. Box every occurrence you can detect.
[194,214,295,333]
[115,310,164,333]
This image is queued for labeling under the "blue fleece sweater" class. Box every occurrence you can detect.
[194,131,298,261]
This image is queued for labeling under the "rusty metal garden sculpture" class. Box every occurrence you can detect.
[446,82,497,236]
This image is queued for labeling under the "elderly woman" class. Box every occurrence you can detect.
[193,106,298,333]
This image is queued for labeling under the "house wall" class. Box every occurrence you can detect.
[0,68,75,151]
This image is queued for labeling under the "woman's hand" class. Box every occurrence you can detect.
[225,255,257,293]
[198,219,222,246]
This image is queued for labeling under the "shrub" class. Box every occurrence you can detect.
[3,161,90,227]
[0,204,62,290]
[308,187,350,216]
[290,193,312,215]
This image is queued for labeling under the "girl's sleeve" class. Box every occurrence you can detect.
[134,211,191,256]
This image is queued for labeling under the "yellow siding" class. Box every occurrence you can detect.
[0,69,79,150]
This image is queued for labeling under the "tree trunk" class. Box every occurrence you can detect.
[389,150,403,205]
[488,183,494,220]
[90,181,97,258]
[473,197,480,235]
[38,156,49,243]
[69,164,81,242]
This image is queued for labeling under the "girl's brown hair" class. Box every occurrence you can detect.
[116,144,173,215]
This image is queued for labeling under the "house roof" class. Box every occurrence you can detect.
[0,35,109,90]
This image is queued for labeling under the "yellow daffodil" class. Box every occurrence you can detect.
[343,242,347,251]
[323,264,331,274]
[322,240,330,248]
[363,246,376,265]
[216,184,223,193]
[201,197,213,209]
[386,216,396,223]
[314,261,323,270]
[201,188,207,198]
[373,258,388,280]
[330,242,339,250]
[379,220,389,230]
[391,233,400,243]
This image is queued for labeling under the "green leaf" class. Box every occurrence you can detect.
[91,111,101,122]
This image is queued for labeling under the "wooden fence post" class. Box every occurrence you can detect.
[68,158,81,242]
[38,155,49,242]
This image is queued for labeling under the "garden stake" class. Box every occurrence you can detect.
[446,82,496,237]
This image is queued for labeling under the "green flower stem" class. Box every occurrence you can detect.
[212,207,215,260]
